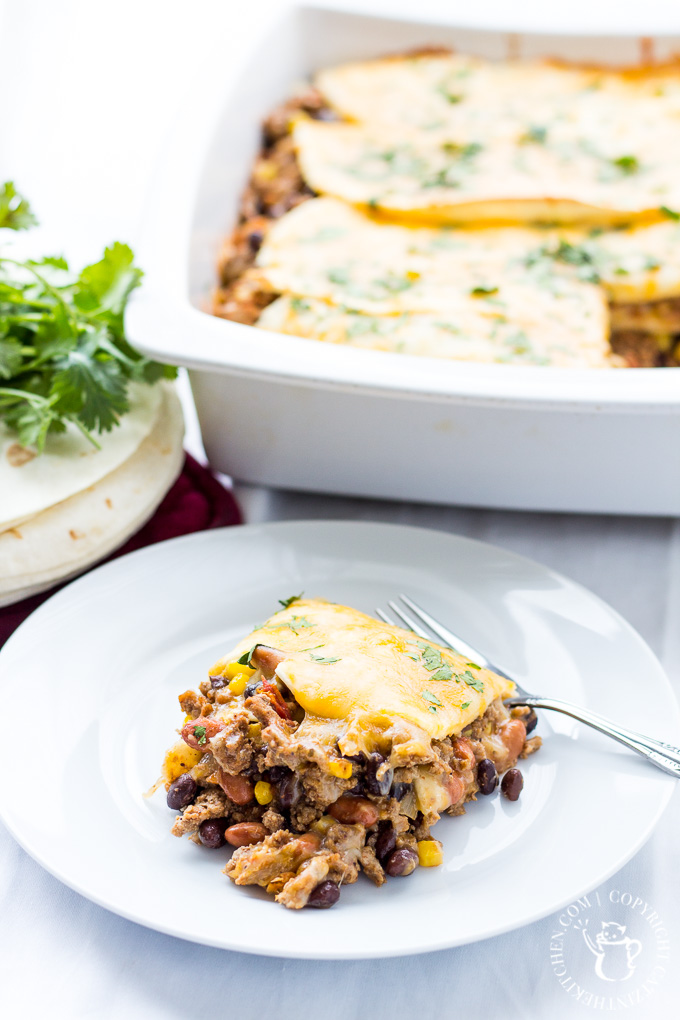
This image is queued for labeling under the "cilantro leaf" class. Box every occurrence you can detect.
[460,669,485,693]
[0,183,176,452]
[421,689,443,711]
[237,645,259,666]
[460,701,471,710]
[470,285,499,297]
[0,181,37,231]
[278,593,303,609]
[309,653,341,664]
[193,725,207,746]
[660,205,680,221]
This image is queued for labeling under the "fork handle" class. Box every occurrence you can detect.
[506,696,680,778]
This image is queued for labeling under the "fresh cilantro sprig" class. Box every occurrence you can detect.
[0,182,175,452]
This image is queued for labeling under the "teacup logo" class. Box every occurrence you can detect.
[548,887,670,1010]
[581,920,642,982]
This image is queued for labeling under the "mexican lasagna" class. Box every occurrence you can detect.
[214,50,680,369]
[157,597,540,910]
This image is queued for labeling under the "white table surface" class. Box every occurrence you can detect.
[1,2,679,1017]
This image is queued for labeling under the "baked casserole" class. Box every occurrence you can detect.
[157,597,540,909]
[214,50,680,369]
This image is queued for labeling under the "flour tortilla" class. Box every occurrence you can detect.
[0,383,184,607]
[0,381,161,532]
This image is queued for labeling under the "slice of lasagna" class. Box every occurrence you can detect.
[158,597,541,909]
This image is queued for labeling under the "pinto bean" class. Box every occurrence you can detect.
[328,795,379,827]
[499,719,527,760]
[224,822,268,847]
[217,771,254,805]
[443,773,466,806]
[294,832,322,855]
[181,716,225,750]
[452,736,476,770]
[250,645,286,679]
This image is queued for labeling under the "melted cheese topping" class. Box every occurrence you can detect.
[216,599,514,760]
[255,197,611,366]
[306,54,680,223]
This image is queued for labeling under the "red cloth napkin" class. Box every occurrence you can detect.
[0,453,241,648]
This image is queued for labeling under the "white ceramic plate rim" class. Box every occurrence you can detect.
[0,521,677,959]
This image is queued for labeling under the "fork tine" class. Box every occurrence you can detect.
[398,594,490,666]
[375,607,396,626]
[387,600,431,640]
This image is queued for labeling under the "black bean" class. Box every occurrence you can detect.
[166,773,198,810]
[390,781,411,802]
[375,822,396,864]
[244,679,263,698]
[501,768,523,802]
[198,818,228,848]
[524,709,538,735]
[364,752,394,797]
[210,676,226,690]
[477,758,498,795]
[268,766,290,783]
[278,772,302,808]
[385,847,418,877]
[248,230,264,253]
[306,880,340,909]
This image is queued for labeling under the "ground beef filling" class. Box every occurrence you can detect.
[164,672,541,910]
[212,91,680,368]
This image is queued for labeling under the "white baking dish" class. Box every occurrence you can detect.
[126,1,680,515]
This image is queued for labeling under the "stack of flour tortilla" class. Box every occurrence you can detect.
[0,382,184,607]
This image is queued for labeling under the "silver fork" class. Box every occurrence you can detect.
[376,594,680,779]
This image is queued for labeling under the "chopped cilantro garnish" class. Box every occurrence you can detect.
[436,84,464,104]
[422,689,443,711]
[460,670,484,693]
[194,725,207,746]
[290,298,310,313]
[465,661,482,670]
[612,155,639,175]
[328,268,350,286]
[237,645,258,667]
[660,205,680,221]
[470,285,499,297]
[460,701,471,710]
[519,125,548,145]
[278,593,303,609]
[309,653,341,664]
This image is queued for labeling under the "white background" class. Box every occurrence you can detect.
[1,2,680,1018]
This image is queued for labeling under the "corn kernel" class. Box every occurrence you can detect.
[224,661,255,680]
[248,722,262,741]
[254,780,273,805]
[312,814,335,835]
[417,839,443,868]
[228,672,250,695]
[328,759,352,779]
[162,742,203,784]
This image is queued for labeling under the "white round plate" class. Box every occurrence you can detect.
[0,521,677,959]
